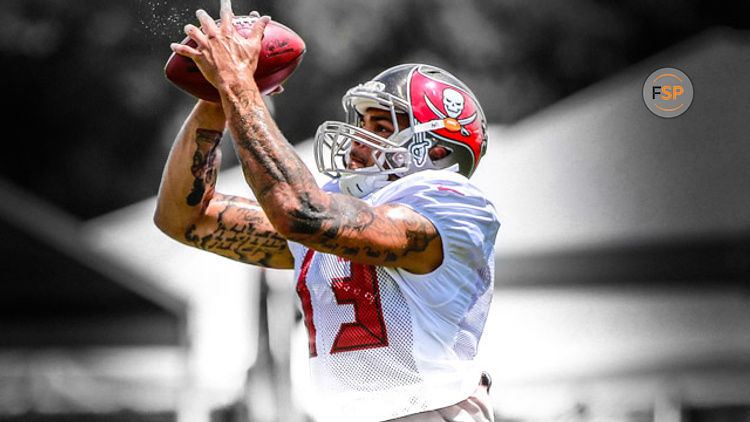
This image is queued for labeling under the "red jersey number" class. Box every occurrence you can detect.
[295,250,389,357]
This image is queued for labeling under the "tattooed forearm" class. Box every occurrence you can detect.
[290,198,438,262]
[286,192,332,235]
[236,118,290,185]
[221,87,440,271]
[186,128,222,206]
[229,101,322,203]
[229,95,290,182]
[184,195,289,265]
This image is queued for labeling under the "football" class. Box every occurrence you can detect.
[164,16,306,101]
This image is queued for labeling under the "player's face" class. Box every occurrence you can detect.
[349,108,409,170]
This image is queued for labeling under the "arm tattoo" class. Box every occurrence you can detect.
[184,195,289,266]
[230,100,320,200]
[186,128,222,206]
[224,91,439,267]
[230,102,335,237]
[296,198,438,262]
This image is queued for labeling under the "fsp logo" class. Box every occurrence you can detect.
[643,67,693,118]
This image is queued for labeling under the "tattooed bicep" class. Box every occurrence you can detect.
[372,203,442,261]
[186,128,223,207]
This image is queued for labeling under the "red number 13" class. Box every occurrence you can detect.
[296,250,389,357]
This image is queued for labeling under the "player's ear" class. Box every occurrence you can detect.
[428,146,449,160]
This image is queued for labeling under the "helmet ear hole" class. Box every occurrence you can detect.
[429,145,459,173]
[428,146,450,161]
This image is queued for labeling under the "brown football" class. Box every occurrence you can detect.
[164,16,306,101]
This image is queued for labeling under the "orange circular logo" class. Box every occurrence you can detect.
[643,67,693,118]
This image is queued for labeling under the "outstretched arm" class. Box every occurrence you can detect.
[225,89,442,273]
[171,2,442,274]
[153,100,294,269]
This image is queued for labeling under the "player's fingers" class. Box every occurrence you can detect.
[219,0,235,29]
[170,42,201,58]
[196,9,219,38]
[184,24,208,46]
[249,15,270,42]
[249,11,260,18]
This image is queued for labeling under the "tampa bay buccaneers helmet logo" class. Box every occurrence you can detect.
[423,88,477,137]
[408,68,485,173]
[410,69,482,145]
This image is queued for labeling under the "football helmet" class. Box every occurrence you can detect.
[314,64,488,196]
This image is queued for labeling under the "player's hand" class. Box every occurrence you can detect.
[170,0,270,93]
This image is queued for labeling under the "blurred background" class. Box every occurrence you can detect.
[1,0,749,421]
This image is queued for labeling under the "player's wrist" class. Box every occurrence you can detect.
[218,76,265,109]
[217,71,259,93]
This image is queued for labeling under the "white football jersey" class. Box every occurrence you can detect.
[288,169,500,422]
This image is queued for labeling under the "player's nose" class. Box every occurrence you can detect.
[351,139,373,153]
[349,140,375,165]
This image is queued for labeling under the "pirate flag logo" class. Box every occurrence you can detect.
[409,70,480,140]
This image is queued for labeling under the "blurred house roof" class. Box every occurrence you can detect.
[0,178,186,348]
[472,28,750,287]
[476,27,750,253]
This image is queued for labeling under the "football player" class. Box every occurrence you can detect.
[155,2,499,421]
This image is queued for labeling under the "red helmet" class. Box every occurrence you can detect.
[315,64,488,181]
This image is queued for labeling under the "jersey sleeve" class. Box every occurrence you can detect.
[371,170,500,307]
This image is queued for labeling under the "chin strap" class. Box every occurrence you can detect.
[339,167,391,198]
